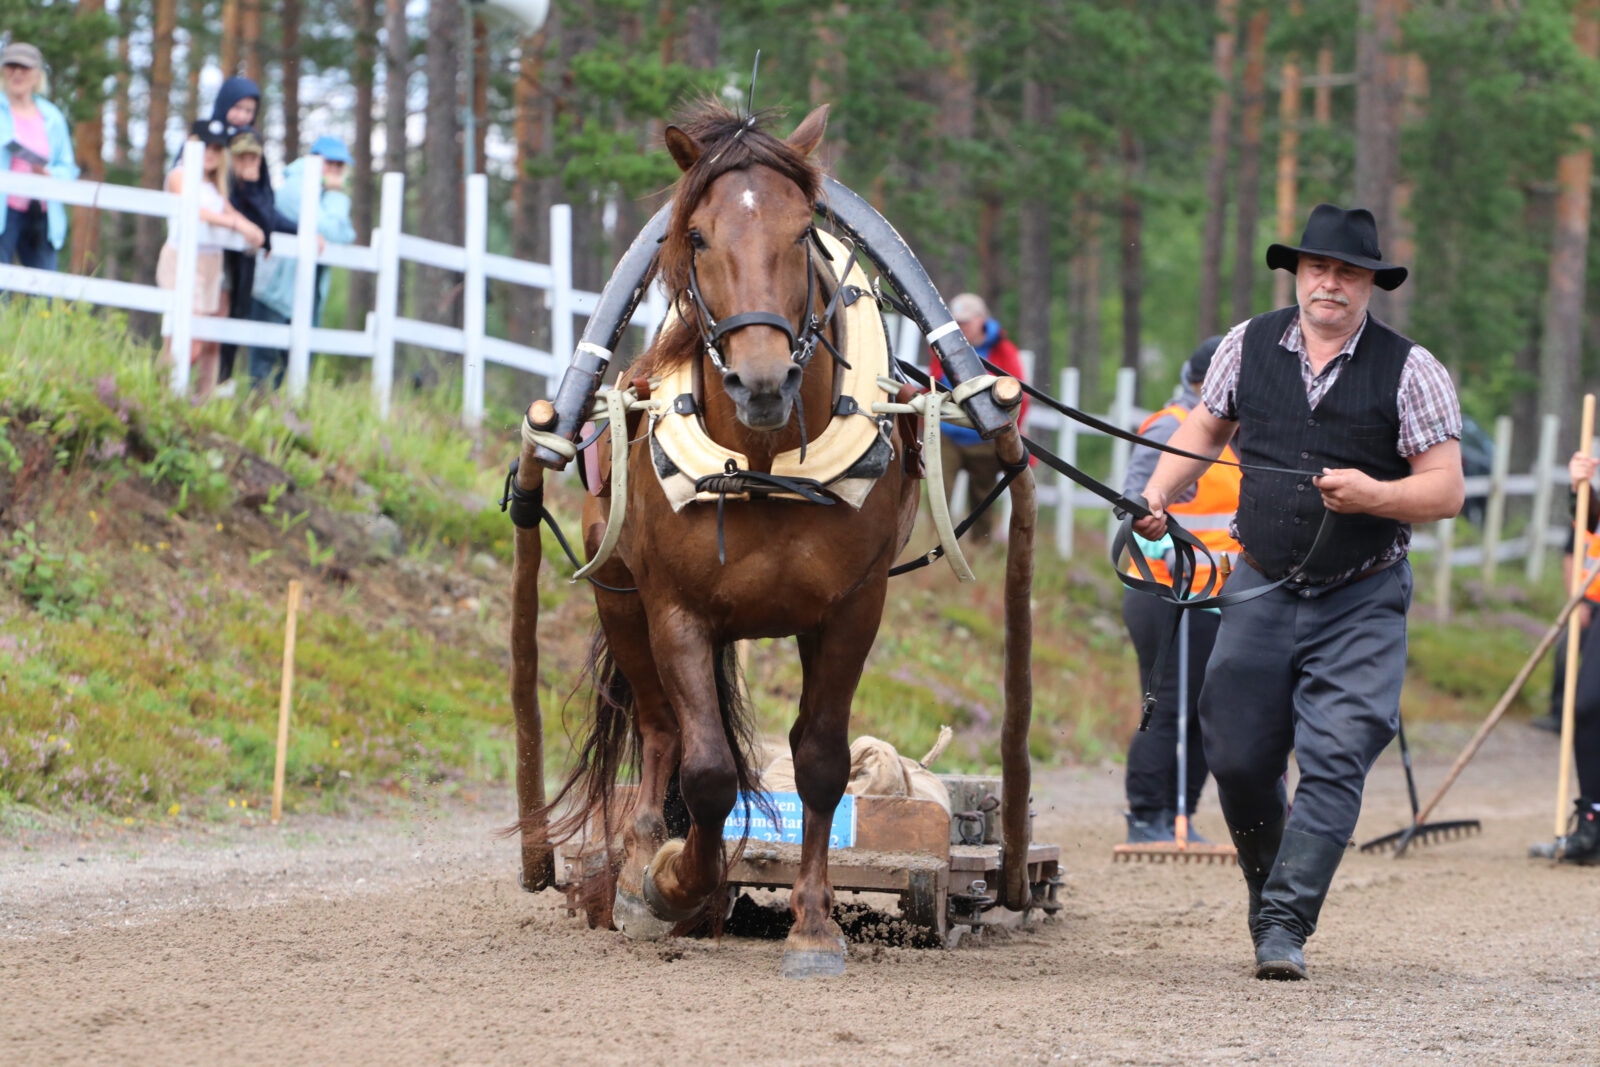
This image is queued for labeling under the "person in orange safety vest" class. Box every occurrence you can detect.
[1120,337,1241,843]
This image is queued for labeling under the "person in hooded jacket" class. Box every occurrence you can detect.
[203,77,296,391]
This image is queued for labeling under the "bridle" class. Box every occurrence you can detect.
[681,225,861,381]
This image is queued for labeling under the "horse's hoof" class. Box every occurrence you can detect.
[780,938,847,979]
[613,887,676,941]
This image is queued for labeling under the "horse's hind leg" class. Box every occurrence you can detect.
[782,580,887,978]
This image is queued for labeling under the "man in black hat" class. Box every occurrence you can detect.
[1133,204,1464,980]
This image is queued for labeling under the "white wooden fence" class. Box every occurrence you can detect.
[0,150,1576,580]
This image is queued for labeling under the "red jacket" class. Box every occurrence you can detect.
[929,325,1029,442]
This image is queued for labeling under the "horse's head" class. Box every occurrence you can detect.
[662,105,829,433]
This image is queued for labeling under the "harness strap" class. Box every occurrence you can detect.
[499,459,638,594]
[692,461,835,566]
[573,386,633,581]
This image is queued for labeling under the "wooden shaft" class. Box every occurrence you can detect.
[997,425,1036,911]
[511,441,555,890]
[1415,552,1600,826]
[271,580,303,824]
[1556,393,1595,836]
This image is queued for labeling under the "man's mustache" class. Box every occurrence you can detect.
[1309,290,1350,306]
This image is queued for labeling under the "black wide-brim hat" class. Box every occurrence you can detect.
[1265,203,1408,291]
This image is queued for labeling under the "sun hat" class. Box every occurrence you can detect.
[310,135,352,165]
[0,42,43,70]
[190,118,231,146]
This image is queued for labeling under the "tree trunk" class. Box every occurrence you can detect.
[348,0,379,331]
[1198,0,1239,339]
[384,0,408,174]
[930,8,973,298]
[1120,130,1143,380]
[221,0,240,75]
[283,0,303,159]
[1273,3,1302,311]
[1070,193,1102,405]
[1386,53,1427,332]
[183,0,206,128]
[242,0,264,86]
[420,0,463,327]
[1230,7,1269,326]
[1313,47,1333,124]
[1538,3,1600,427]
[809,4,846,175]
[1355,0,1402,320]
[510,23,550,350]
[684,3,719,69]
[1019,76,1053,383]
[473,16,489,173]
[135,0,180,287]
[104,0,135,282]
[69,0,108,277]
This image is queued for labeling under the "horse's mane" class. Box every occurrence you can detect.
[637,101,822,380]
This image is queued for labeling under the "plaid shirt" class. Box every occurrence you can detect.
[1200,311,1462,583]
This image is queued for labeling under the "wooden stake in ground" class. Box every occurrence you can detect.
[272,580,303,824]
[1556,396,1595,842]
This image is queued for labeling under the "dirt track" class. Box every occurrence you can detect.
[3,721,1597,1066]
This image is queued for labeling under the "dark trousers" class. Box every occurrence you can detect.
[1568,611,1600,800]
[1199,560,1412,845]
[0,203,56,271]
[940,436,1003,540]
[247,299,291,389]
[218,250,258,382]
[1123,590,1216,817]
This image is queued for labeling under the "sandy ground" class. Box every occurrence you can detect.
[2,720,1597,1066]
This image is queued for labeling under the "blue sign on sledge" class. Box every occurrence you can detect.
[722,791,857,849]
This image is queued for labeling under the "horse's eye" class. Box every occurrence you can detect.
[689,230,707,250]
[797,227,813,246]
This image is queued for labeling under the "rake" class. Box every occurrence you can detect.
[1359,715,1481,856]
[1114,611,1238,865]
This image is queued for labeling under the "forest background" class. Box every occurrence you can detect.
[11,0,1600,462]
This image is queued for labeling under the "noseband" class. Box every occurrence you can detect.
[682,226,859,380]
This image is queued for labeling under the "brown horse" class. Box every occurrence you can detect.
[541,102,920,977]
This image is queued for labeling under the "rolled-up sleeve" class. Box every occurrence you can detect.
[1201,321,1250,421]
[1396,345,1462,457]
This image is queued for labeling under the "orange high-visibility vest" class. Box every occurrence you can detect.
[1126,403,1243,592]
[1584,529,1600,603]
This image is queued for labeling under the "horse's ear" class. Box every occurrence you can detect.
[664,125,703,172]
[786,105,829,158]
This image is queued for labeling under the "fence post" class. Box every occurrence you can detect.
[1056,367,1079,559]
[1434,516,1454,622]
[167,140,204,397]
[1106,366,1136,544]
[547,204,573,399]
[1481,414,1513,587]
[286,155,324,401]
[462,174,489,429]
[1526,413,1560,582]
[371,171,404,419]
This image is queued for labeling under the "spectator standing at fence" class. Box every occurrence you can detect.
[0,42,78,272]
[1120,336,1237,844]
[1134,204,1464,979]
[249,136,356,390]
[219,125,297,396]
[927,292,1029,541]
[157,119,263,398]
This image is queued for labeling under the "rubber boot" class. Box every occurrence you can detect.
[1225,815,1286,945]
[1124,810,1174,844]
[1253,830,1348,981]
[1560,799,1600,866]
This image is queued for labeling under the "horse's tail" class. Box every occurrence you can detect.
[530,629,640,847]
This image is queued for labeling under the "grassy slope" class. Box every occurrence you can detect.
[0,301,1558,824]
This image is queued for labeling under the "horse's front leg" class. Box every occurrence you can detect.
[635,616,738,925]
[782,580,887,978]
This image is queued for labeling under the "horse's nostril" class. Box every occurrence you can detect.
[722,371,744,394]
[782,364,803,393]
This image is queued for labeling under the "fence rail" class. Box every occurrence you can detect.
[0,155,1576,581]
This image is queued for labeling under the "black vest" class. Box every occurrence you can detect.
[1235,306,1412,583]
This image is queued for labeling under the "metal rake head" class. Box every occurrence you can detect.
[1111,842,1239,865]
[1359,819,1482,856]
